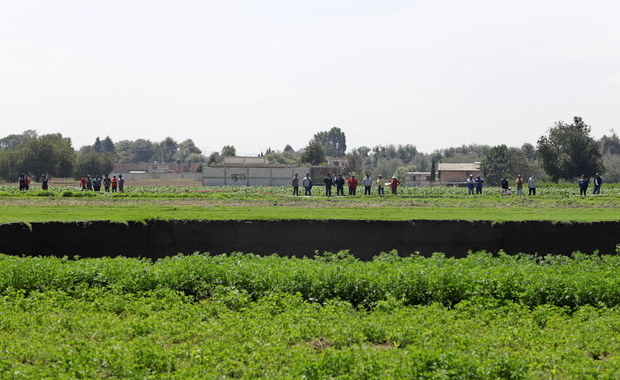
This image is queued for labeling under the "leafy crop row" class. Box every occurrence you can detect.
[2,183,620,199]
[2,251,620,309]
[2,252,620,378]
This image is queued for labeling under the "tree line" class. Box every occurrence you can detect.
[1,118,619,184]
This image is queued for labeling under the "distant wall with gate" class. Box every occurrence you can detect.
[203,166,310,186]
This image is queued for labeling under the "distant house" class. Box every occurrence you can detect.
[437,162,482,184]
[404,172,431,186]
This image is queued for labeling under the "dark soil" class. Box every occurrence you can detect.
[1,220,618,259]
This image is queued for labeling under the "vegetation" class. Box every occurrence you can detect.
[1,183,620,223]
[301,139,327,166]
[1,252,620,378]
[313,126,347,157]
[537,116,604,182]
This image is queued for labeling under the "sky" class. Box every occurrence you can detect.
[1,0,620,156]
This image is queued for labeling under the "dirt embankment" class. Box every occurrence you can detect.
[1,220,618,259]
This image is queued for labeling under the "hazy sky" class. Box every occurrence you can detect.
[1,0,619,155]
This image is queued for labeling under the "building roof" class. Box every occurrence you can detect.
[437,162,481,171]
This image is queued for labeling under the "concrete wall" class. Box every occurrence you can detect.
[203,166,310,186]
[116,172,203,181]
[439,170,482,183]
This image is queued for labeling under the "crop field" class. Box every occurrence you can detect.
[1,252,620,378]
[1,183,620,223]
[1,183,619,377]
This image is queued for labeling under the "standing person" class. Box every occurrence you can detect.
[500,178,509,195]
[80,175,87,191]
[348,175,358,195]
[527,174,537,196]
[363,173,373,195]
[291,173,299,196]
[515,175,524,196]
[578,174,589,197]
[467,175,475,195]
[111,175,118,193]
[302,173,312,196]
[593,173,602,194]
[376,175,385,195]
[390,177,400,195]
[93,176,101,192]
[118,175,125,192]
[24,175,31,190]
[41,174,49,190]
[103,174,111,192]
[323,174,333,196]
[86,175,93,191]
[18,173,26,191]
[475,176,484,194]
[335,174,345,195]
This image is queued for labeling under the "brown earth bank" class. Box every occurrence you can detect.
[1,220,619,259]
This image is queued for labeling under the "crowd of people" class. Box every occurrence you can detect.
[292,173,401,196]
[16,173,126,192]
[467,173,603,196]
[79,174,125,192]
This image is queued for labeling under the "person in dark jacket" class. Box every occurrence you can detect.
[579,174,589,197]
[291,173,299,196]
[323,174,333,196]
[500,178,509,195]
[593,173,602,194]
[475,176,484,194]
[335,175,345,196]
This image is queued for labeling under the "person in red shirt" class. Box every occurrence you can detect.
[80,175,86,191]
[111,175,118,193]
[390,177,400,195]
[347,175,358,195]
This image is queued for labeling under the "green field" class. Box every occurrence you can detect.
[1,184,620,223]
[1,252,620,378]
[1,184,620,377]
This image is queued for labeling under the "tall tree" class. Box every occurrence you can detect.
[599,130,620,155]
[131,139,156,163]
[537,116,604,181]
[93,137,103,153]
[74,152,115,178]
[481,145,512,186]
[301,140,326,165]
[101,136,115,153]
[0,130,37,151]
[313,127,347,157]
[16,133,75,179]
[221,145,236,157]
[175,139,202,163]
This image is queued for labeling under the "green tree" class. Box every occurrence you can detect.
[599,130,620,155]
[283,144,294,153]
[482,145,537,186]
[481,145,512,186]
[313,127,347,157]
[74,152,115,179]
[301,140,326,165]
[131,139,156,163]
[16,134,76,179]
[156,137,179,163]
[93,137,103,153]
[221,145,236,157]
[0,130,37,151]
[266,152,300,166]
[344,149,363,175]
[101,136,115,153]
[537,116,604,181]
[208,152,221,166]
